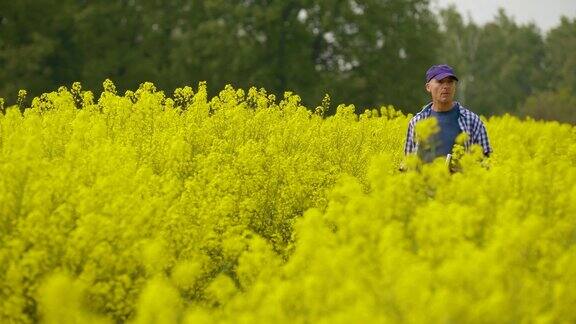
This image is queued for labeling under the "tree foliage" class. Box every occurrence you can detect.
[436,8,575,123]
[438,8,548,116]
[518,17,576,123]
[0,2,574,120]
[0,0,438,112]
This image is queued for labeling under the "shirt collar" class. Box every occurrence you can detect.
[422,102,461,116]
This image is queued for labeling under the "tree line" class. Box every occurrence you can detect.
[1,1,574,122]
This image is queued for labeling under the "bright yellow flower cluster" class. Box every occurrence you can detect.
[0,81,574,323]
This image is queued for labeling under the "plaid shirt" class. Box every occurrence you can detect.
[404,102,492,156]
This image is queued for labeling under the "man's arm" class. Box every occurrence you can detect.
[404,119,417,155]
[473,120,492,157]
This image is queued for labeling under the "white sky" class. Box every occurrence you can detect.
[431,0,576,32]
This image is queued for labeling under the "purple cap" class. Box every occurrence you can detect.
[426,64,459,82]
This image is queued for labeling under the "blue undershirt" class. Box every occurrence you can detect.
[420,104,461,162]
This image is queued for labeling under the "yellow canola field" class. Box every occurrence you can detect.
[0,81,574,323]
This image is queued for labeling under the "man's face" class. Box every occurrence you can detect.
[426,77,457,104]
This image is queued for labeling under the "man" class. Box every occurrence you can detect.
[404,64,492,162]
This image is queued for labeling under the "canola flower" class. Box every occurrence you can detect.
[0,81,574,323]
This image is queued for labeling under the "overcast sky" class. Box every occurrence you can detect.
[431,0,576,32]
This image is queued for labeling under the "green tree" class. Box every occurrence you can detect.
[166,0,440,112]
[0,0,440,112]
[518,17,576,124]
[310,0,440,113]
[437,8,548,117]
[519,88,576,124]
[0,0,80,103]
[470,9,547,115]
[437,6,481,106]
[544,17,576,93]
